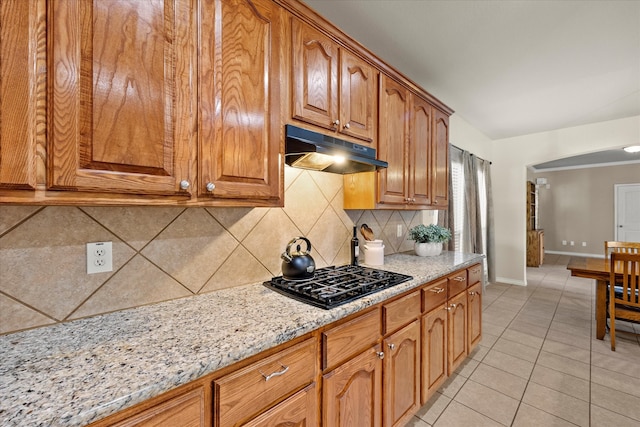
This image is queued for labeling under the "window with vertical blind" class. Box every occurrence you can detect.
[450,154,464,252]
[448,144,494,283]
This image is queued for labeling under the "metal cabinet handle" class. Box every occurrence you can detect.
[343,123,350,129]
[429,287,445,294]
[206,182,215,192]
[377,351,385,359]
[179,180,190,190]
[332,119,340,127]
[388,343,396,350]
[260,364,289,381]
[469,291,477,296]
[454,277,466,282]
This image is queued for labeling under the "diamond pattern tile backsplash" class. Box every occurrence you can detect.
[0,167,438,335]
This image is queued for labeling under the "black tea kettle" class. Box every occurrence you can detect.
[281,237,316,280]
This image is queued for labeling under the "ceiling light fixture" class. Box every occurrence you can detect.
[623,145,640,153]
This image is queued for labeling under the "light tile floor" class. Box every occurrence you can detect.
[406,254,640,427]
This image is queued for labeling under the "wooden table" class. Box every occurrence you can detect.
[567,256,621,340]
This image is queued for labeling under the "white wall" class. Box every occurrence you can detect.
[450,114,493,160]
[491,115,640,285]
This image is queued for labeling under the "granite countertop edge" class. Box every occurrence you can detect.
[0,251,484,427]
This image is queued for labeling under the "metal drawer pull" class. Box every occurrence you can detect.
[388,343,396,350]
[469,291,477,296]
[260,364,289,381]
[429,287,445,294]
[377,351,385,359]
[454,277,466,282]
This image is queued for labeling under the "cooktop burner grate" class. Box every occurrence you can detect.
[264,265,413,309]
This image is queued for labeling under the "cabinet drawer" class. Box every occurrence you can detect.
[422,279,447,313]
[214,338,317,427]
[383,291,420,335]
[323,307,381,370]
[447,270,468,297]
[468,263,482,285]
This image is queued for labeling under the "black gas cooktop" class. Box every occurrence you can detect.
[264,265,413,309]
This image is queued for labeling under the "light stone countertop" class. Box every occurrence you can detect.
[0,251,484,427]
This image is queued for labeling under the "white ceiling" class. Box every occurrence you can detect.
[303,0,640,142]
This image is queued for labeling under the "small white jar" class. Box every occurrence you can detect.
[364,240,385,265]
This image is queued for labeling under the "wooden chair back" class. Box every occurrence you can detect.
[608,252,640,351]
[604,241,640,257]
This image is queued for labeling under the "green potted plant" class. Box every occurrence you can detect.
[407,224,452,257]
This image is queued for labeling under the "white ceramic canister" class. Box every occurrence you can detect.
[364,239,385,265]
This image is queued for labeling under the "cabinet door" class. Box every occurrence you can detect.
[243,383,318,427]
[0,0,45,190]
[431,109,449,207]
[447,291,467,375]
[383,320,420,427]
[467,282,482,352]
[378,75,409,205]
[323,345,382,427]
[49,0,195,196]
[199,0,283,203]
[339,49,377,144]
[291,19,339,131]
[409,94,432,206]
[421,305,447,404]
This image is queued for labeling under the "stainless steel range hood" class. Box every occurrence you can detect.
[285,125,388,174]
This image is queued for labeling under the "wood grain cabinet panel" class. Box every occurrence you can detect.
[199,0,284,203]
[242,382,318,427]
[0,0,45,190]
[322,307,381,370]
[467,282,482,353]
[383,320,420,427]
[108,387,205,427]
[323,344,383,427]
[447,291,468,375]
[421,304,447,404]
[291,19,376,145]
[214,337,317,427]
[383,291,420,335]
[409,94,432,206]
[422,279,447,314]
[377,74,410,206]
[447,270,468,298]
[49,0,195,196]
[431,109,449,207]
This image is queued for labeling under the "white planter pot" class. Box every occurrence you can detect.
[414,242,442,257]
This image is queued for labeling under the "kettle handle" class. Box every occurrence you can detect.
[285,236,312,256]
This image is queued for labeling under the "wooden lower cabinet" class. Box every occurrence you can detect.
[323,344,383,427]
[242,383,317,427]
[447,291,468,375]
[421,305,447,404]
[467,282,483,353]
[383,320,421,427]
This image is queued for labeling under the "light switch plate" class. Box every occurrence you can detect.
[87,242,113,274]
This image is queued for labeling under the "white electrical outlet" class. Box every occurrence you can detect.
[87,242,113,274]
[562,240,567,245]
[397,224,403,237]
[570,241,575,246]
[582,242,587,247]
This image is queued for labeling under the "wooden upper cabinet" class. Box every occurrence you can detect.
[291,19,377,145]
[199,0,284,204]
[409,94,432,206]
[377,75,409,205]
[291,19,338,133]
[48,0,195,196]
[0,0,45,190]
[339,49,377,143]
[431,109,449,207]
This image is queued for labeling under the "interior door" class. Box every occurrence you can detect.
[615,184,640,241]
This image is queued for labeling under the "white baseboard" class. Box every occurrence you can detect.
[495,277,526,286]
[545,250,603,258]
